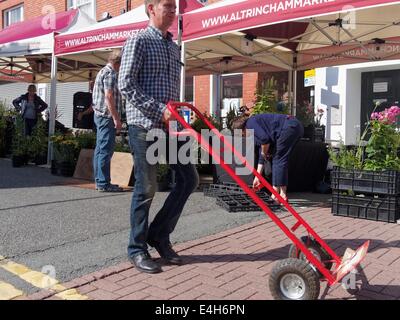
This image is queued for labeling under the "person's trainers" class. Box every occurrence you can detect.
[97,184,123,192]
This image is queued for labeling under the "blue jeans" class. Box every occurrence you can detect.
[93,115,116,188]
[272,117,304,186]
[127,125,199,257]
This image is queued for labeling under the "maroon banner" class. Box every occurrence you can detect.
[182,0,399,41]
[0,71,33,83]
[55,18,180,55]
[297,36,400,69]
[55,21,149,55]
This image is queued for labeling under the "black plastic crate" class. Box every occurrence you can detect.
[216,193,280,212]
[331,192,400,223]
[203,183,245,198]
[331,167,400,195]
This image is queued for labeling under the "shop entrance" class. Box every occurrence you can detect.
[361,69,400,133]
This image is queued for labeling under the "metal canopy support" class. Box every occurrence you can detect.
[288,69,293,110]
[47,51,58,165]
[292,54,298,116]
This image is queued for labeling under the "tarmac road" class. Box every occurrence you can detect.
[0,158,329,297]
[0,158,268,295]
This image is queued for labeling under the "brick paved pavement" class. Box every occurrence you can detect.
[27,207,400,300]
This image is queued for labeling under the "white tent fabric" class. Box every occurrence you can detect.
[0,9,97,83]
[181,0,400,74]
[0,9,94,57]
[55,0,205,64]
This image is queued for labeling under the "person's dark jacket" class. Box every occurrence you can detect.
[12,93,48,118]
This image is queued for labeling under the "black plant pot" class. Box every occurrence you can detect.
[0,142,6,158]
[157,179,170,192]
[302,125,325,143]
[58,161,75,177]
[12,155,25,167]
[51,160,59,175]
[23,154,30,165]
[302,125,314,141]
[33,154,48,166]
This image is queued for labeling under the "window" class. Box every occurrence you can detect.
[3,5,24,28]
[222,74,243,99]
[67,0,96,20]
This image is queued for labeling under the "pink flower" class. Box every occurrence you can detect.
[370,106,400,124]
[371,112,379,120]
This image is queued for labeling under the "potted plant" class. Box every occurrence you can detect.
[191,112,222,176]
[29,118,48,165]
[296,101,325,142]
[157,164,171,191]
[51,134,79,176]
[11,115,29,167]
[329,105,400,222]
[75,130,96,150]
[225,106,238,132]
[0,100,7,157]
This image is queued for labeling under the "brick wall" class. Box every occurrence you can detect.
[242,72,258,107]
[194,75,210,114]
[24,0,66,21]
[96,0,129,21]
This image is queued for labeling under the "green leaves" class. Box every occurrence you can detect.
[329,119,400,171]
[363,120,400,171]
[252,76,288,115]
[328,144,363,170]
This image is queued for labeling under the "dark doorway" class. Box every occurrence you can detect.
[361,70,400,133]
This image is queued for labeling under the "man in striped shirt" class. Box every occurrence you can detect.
[119,0,199,274]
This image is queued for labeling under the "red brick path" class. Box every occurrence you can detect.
[28,207,400,300]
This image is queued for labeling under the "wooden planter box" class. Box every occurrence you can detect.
[73,149,134,187]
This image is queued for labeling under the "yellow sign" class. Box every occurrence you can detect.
[304,69,316,78]
[304,69,316,87]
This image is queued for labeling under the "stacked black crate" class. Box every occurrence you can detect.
[331,167,400,223]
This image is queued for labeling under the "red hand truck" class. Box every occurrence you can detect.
[167,102,370,300]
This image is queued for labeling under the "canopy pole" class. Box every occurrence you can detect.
[180,42,186,102]
[293,69,297,116]
[177,6,186,102]
[288,69,293,110]
[47,52,58,165]
[292,53,298,116]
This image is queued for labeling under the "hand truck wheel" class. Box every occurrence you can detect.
[269,258,320,300]
[288,236,333,273]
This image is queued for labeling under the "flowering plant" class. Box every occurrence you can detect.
[314,108,324,127]
[296,101,325,128]
[329,106,400,171]
[364,106,400,171]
